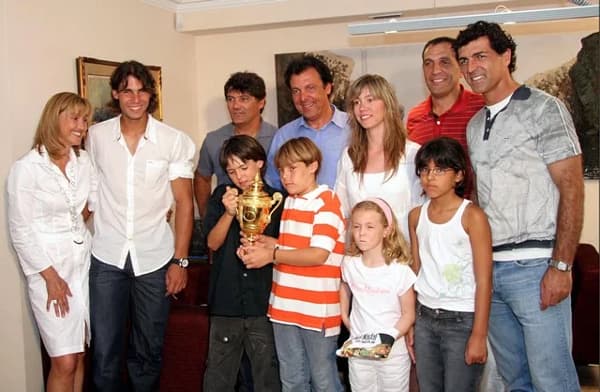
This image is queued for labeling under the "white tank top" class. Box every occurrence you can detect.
[414,199,476,312]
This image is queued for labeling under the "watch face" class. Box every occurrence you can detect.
[179,258,189,268]
[551,260,571,271]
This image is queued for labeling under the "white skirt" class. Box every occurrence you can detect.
[27,234,91,357]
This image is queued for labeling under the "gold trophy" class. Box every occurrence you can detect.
[236,173,283,243]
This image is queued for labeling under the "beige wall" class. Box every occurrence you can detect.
[0,0,197,389]
[194,19,599,251]
[1,1,597,389]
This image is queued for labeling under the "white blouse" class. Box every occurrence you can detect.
[334,141,425,238]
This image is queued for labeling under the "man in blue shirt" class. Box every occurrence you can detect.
[265,56,350,190]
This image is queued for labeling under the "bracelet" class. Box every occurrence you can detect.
[272,246,278,263]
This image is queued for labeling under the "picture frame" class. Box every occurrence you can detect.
[76,56,163,123]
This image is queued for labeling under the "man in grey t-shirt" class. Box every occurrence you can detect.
[456,21,583,392]
[194,72,277,217]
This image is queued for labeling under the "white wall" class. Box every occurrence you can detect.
[0,1,197,389]
[194,19,599,251]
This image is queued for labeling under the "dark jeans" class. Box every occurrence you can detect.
[414,302,483,392]
[90,255,170,392]
[203,316,280,392]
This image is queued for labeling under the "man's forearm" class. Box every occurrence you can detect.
[550,156,584,264]
[194,175,212,219]
[173,178,194,259]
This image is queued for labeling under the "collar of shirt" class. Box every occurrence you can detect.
[426,84,474,118]
[299,105,347,131]
[290,184,330,200]
[111,114,158,144]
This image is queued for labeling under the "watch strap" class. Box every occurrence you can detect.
[171,257,190,268]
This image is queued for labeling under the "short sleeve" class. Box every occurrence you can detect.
[265,130,284,190]
[310,191,345,252]
[396,264,417,297]
[168,131,196,180]
[196,136,214,177]
[536,96,581,165]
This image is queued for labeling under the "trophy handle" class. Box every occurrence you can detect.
[268,192,283,219]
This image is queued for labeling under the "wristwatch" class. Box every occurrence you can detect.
[549,259,572,272]
[172,257,190,269]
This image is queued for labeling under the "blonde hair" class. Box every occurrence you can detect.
[345,74,407,182]
[274,136,322,176]
[32,92,91,159]
[346,200,411,265]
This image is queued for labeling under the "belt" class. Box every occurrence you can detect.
[417,303,473,318]
[492,239,554,252]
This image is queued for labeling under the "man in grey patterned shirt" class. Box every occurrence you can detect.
[455,21,583,392]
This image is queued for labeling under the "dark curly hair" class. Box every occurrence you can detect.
[454,21,517,73]
[284,55,333,90]
[110,60,158,114]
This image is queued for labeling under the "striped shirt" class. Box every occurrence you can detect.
[406,86,485,198]
[268,185,345,337]
[406,85,485,150]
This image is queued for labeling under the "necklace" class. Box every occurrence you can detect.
[44,149,84,245]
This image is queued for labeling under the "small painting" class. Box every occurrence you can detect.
[76,57,163,124]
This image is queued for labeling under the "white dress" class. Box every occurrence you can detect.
[7,147,95,357]
[334,141,424,238]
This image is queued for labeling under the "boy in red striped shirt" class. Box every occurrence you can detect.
[239,137,345,391]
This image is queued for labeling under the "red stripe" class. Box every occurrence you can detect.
[272,282,340,303]
[268,307,341,330]
[276,263,341,278]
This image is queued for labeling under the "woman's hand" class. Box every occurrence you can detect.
[40,266,72,318]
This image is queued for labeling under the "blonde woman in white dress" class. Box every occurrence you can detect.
[8,92,95,392]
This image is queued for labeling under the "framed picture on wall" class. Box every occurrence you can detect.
[76,57,163,123]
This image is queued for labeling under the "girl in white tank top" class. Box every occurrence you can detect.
[408,137,493,391]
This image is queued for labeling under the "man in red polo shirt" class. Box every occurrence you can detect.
[407,36,485,198]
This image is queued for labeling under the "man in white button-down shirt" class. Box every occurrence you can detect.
[86,60,195,391]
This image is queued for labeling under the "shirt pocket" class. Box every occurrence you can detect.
[145,159,169,187]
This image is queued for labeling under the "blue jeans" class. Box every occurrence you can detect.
[489,258,579,392]
[203,316,280,392]
[272,323,343,392]
[89,255,170,392]
[414,303,483,392]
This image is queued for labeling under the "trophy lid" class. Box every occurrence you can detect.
[244,172,268,198]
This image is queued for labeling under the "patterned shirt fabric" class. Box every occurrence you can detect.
[407,86,485,198]
[265,106,350,190]
[414,199,476,312]
[268,185,345,337]
[196,120,277,187]
[467,85,581,246]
